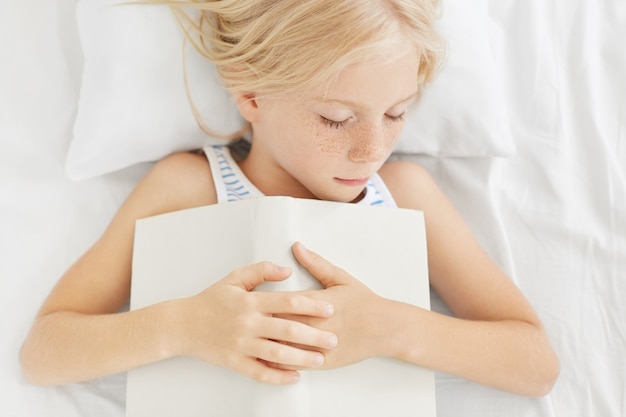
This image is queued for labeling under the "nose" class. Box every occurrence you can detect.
[348,123,388,163]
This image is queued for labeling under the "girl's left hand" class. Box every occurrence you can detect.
[277,241,394,370]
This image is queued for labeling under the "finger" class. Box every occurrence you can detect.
[258,359,300,372]
[223,261,292,291]
[248,338,326,369]
[292,242,349,288]
[260,316,338,350]
[236,356,301,385]
[256,292,334,318]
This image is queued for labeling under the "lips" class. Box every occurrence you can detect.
[333,177,370,187]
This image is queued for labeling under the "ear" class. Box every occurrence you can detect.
[234,92,261,123]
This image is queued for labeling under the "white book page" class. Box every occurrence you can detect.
[127,197,436,417]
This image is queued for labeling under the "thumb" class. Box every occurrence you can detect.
[224,261,292,291]
[292,242,351,288]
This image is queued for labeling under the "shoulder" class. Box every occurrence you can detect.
[378,160,439,210]
[149,151,213,192]
[121,151,218,221]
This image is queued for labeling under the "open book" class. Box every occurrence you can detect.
[127,196,436,417]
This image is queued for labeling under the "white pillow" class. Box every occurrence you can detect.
[66,0,514,180]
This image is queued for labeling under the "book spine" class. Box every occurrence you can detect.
[250,197,313,417]
[252,197,321,292]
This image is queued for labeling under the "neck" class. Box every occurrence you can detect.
[237,146,317,200]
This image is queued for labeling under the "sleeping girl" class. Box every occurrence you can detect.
[20,0,559,397]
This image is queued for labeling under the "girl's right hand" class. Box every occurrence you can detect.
[172,261,338,384]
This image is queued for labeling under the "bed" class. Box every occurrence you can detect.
[2,0,624,416]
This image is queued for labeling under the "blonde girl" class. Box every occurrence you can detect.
[20,0,559,396]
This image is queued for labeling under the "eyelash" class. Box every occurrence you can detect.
[320,117,347,129]
[387,113,407,123]
[320,113,406,129]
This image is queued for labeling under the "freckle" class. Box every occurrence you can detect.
[318,138,344,154]
[307,119,344,154]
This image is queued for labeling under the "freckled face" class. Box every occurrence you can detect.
[242,52,420,202]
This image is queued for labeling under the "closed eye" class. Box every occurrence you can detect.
[320,116,348,129]
[386,112,407,122]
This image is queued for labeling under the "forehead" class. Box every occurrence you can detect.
[314,52,420,105]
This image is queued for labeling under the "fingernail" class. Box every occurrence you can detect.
[275,265,291,273]
[313,354,324,367]
[328,335,338,348]
[290,373,301,384]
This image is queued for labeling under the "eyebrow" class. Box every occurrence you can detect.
[312,92,419,110]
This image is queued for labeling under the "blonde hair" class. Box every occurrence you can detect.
[166,0,444,98]
[141,0,444,139]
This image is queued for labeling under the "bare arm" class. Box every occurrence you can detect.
[19,153,336,386]
[382,161,559,395]
[289,161,559,396]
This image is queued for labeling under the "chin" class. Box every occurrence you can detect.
[316,189,365,204]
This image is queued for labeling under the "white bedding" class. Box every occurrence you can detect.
[2,1,624,416]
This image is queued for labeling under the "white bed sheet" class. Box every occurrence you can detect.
[2,1,625,417]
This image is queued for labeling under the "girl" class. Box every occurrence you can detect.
[20,0,559,396]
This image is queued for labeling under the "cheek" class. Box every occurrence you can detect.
[388,122,406,146]
[296,116,404,158]
[305,119,346,155]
